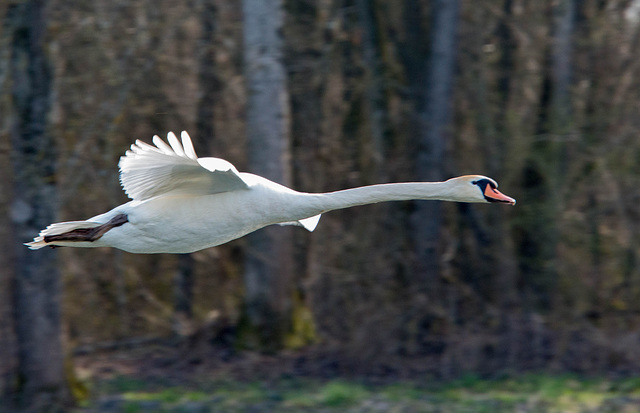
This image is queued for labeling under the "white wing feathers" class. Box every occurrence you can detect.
[119,131,249,201]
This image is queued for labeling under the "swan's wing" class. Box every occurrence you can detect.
[119,131,249,201]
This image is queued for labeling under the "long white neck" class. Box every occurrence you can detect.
[308,181,454,214]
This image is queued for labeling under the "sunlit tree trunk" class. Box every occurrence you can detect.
[241,0,294,351]
[6,0,71,410]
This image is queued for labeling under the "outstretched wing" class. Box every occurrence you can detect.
[119,131,249,201]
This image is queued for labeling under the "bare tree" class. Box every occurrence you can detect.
[241,0,294,350]
[6,0,71,410]
[412,0,461,283]
[172,0,221,338]
[356,0,389,178]
[518,0,576,312]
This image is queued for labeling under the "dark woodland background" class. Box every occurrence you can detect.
[2,0,640,410]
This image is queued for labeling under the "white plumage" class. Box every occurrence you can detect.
[26,131,515,253]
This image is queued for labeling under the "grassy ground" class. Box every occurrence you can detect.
[76,373,640,412]
[68,342,640,412]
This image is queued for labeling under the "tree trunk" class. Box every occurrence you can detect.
[551,0,575,124]
[173,254,195,336]
[6,0,71,410]
[356,0,388,180]
[241,0,293,351]
[171,0,220,338]
[491,0,522,370]
[517,0,575,312]
[412,0,460,281]
[398,0,460,359]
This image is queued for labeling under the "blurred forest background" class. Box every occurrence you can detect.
[2,0,640,410]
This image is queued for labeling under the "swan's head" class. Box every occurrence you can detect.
[446,175,516,205]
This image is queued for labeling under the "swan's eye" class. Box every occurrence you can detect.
[473,179,495,190]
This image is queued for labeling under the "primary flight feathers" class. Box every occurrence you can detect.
[119,131,248,201]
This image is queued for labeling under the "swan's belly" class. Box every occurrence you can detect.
[103,220,256,253]
[99,191,298,254]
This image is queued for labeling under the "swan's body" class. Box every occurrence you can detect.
[26,131,515,254]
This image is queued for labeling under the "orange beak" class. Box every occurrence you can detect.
[484,185,516,205]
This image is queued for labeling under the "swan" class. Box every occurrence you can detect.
[26,131,515,254]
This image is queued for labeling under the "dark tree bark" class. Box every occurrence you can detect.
[356,0,389,179]
[517,0,576,312]
[395,0,461,361]
[241,0,294,351]
[172,0,220,337]
[412,0,460,280]
[490,0,522,370]
[196,0,220,149]
[551,0,576,123]
[6,0,71,410]
[173,254,195,336]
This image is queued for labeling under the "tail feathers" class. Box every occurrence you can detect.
[25,221,101,250]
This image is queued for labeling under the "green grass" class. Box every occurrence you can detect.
[76,373,640,412]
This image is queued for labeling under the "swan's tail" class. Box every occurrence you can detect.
[25,221,103,249]
[26,214,129,250]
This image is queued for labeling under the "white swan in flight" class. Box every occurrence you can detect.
[26,131,515,254]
